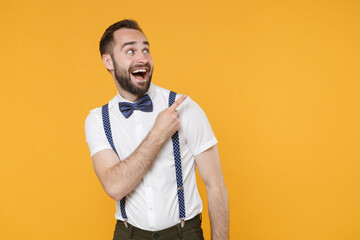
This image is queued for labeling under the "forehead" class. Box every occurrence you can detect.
[113,28,148,48]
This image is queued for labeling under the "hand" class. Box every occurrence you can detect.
[152,94,187,141]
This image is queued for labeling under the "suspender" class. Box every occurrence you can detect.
[102,104,128,222]
[101,91,186,227]
[168,91,186,226]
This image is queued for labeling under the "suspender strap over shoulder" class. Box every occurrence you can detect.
[102,104,128,222]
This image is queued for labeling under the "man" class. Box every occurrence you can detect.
[85,19,229,240]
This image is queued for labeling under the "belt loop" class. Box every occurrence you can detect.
[176,223,183,239]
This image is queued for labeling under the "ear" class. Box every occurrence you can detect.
[102,54,114,71]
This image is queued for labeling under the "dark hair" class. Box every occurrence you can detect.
[99,19,143,56]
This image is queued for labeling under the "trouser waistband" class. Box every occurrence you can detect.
[116,214,202,239]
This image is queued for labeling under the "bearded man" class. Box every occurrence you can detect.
[85,19,229,240]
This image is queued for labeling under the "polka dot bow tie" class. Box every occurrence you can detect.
[118,94,153,118]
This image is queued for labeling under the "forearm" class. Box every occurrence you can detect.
[207,183,229,240]
[104,129,166,200]
[92,95,187,201]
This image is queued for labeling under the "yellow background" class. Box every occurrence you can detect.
[1,0,359,239]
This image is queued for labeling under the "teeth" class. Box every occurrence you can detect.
[132,69,147,73]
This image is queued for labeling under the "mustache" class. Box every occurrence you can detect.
[129,63,151,71]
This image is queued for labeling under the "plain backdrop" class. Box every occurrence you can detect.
[1,0,360,239]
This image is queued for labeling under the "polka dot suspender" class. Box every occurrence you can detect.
[102,104,128,222]
[168,91,186,227]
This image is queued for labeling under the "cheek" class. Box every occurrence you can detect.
[148,58,154,67]
[114,55,132,66]
[117,60,133,72]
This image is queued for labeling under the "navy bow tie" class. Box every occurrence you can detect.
[118,94,153,118]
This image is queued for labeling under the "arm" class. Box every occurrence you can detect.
[195,144,229,240]
[92,95,187,201]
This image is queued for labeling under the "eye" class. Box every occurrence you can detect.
[143,48,150,53]
[126,49,134,54]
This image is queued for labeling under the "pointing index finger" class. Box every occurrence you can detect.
[170,94,187,110]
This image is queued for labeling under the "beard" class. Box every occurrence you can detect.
[112,58,153,97]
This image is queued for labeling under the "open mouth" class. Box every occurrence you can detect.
[131,68,148,81]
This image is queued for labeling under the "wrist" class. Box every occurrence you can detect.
[147,128,167,147]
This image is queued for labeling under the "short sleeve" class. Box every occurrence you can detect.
[84,108,112,157]
[179,97,218,156]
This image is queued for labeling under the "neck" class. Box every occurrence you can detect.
[114,79,141,102]
[118,89,141,102]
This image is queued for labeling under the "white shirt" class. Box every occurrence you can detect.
[85,83,217,230]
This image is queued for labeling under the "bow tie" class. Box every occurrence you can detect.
[118,94,153,118]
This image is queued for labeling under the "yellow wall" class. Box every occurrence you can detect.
[1,0,360,239]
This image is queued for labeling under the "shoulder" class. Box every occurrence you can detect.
[85,106,102,129]
[85,95,118,129]
[178,95,204,115]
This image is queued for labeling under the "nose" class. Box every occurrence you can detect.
[135,52,148,64]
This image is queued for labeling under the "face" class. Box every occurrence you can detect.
[110,28,153,97]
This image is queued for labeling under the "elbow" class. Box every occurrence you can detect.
[104,185,126,201]
[108,192,124,202]
[112,195,124,202]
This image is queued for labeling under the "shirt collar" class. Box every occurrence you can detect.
[116,83,156,103]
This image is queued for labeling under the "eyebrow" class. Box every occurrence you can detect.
[120,41,149,50]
